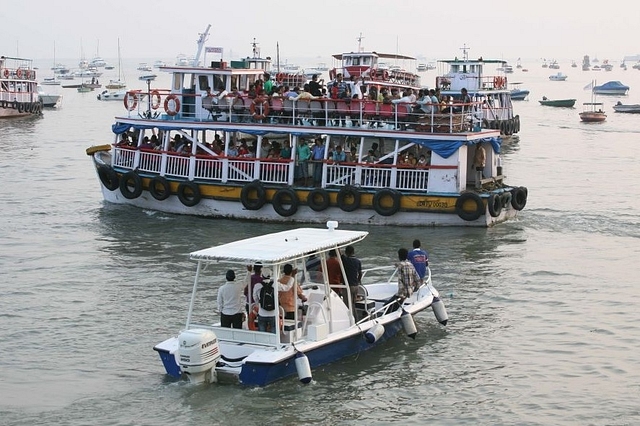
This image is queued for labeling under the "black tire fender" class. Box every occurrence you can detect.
[336,186,361,212]
[119,171,143,199]
[511,186,528,211]
[240,180,266,210]
[272,188,299,217]
[373,188,401,216]
[487,193,503,217]
[307,188,330,211]
[148,176,171,201]
[177,181,201,207]
[97,165,119,191]
[455,192,484,221]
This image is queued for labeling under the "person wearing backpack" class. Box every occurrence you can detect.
[253,267,294,333]
[217,270,247,329]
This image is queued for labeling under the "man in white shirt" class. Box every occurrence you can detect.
[217,270,247,329]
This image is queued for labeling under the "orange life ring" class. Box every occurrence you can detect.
[150,90,161,110]
[276,73,284,83]
[16,69,23,79]
[124,91,138,111]
[2,69,8,78]
[383,70,389,80]
[494,76,505,89]
[164,94,181,116]
[25,70,31,79]
[249,97,269,120]
[248,304,258,331]
[369,67,377,80]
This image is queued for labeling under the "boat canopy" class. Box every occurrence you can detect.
[189,227,368,265]
[332,52,416,61]
[111,122,501,157]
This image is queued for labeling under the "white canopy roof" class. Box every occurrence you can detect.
[190,224,368,265]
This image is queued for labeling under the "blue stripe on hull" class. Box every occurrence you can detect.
[239,318,404,386]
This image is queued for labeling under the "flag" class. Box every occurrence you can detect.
[583,81,594,91]
[206,47,223,54]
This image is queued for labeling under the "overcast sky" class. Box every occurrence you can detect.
[3,0,637,65]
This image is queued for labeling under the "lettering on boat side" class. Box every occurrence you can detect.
[416,199,449,209]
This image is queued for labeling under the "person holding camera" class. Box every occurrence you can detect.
[217,269,247,329]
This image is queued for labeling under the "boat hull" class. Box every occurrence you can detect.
[91,158,519,227]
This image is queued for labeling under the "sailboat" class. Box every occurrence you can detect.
[580,80,607,122]
[98,39,127,101]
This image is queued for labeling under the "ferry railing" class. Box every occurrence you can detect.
[112,145,436,192]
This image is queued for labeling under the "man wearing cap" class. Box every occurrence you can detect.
[217,269,247,329]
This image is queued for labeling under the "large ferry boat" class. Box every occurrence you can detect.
[435,46,520,136]
[0,56,43,118]
[86,28,528,227]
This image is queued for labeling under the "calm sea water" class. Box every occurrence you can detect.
[1,61,640,426]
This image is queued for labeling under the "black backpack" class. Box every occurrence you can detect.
[259,281,275,311]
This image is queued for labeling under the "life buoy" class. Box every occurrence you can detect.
[119,171,143,199]
[455,192,484,221]
[250,97,269,120]
[124,91,138,111]
[500,191,512,209]
[177,181,201,206]
[383,70,389,80]
[148,176,171,201]
[97,165,119,191]
[240,180,266,210]
[272,188,299,217]
[369,68,377,80]
[373,188,401,216]
[2,69,8,78]
[307,188,330,211]
[276,73,285,83]
[16,69,23,79]
[248,304,259,331]
[150,90,161,110]
[336,186,361,212]
[25,70,31,79]
[164,94,181,116]
[510,186,527,211]
[487,193,502,217]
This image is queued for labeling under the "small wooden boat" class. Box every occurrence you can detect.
[579,102,606,122]
[539,97,576,107]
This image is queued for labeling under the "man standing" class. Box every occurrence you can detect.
[217,270,247,329]
[407,239,429,288]
[341,245,362,310]
[396,248,421,302]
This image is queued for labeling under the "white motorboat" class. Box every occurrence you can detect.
[612,101,640,113]
[37,85,62,107]
[96,89,127,101]
[153,221,449,386]
[549,72,567,81]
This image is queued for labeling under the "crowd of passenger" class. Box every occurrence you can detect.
[203,71,475,123]
[116,129,432,177]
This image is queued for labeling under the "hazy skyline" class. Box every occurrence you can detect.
[3,0,638,65]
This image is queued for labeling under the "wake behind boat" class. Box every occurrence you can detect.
[85,27,528,227]
[153,221,448,386]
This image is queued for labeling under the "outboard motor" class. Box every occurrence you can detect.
[178,329,221,384]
